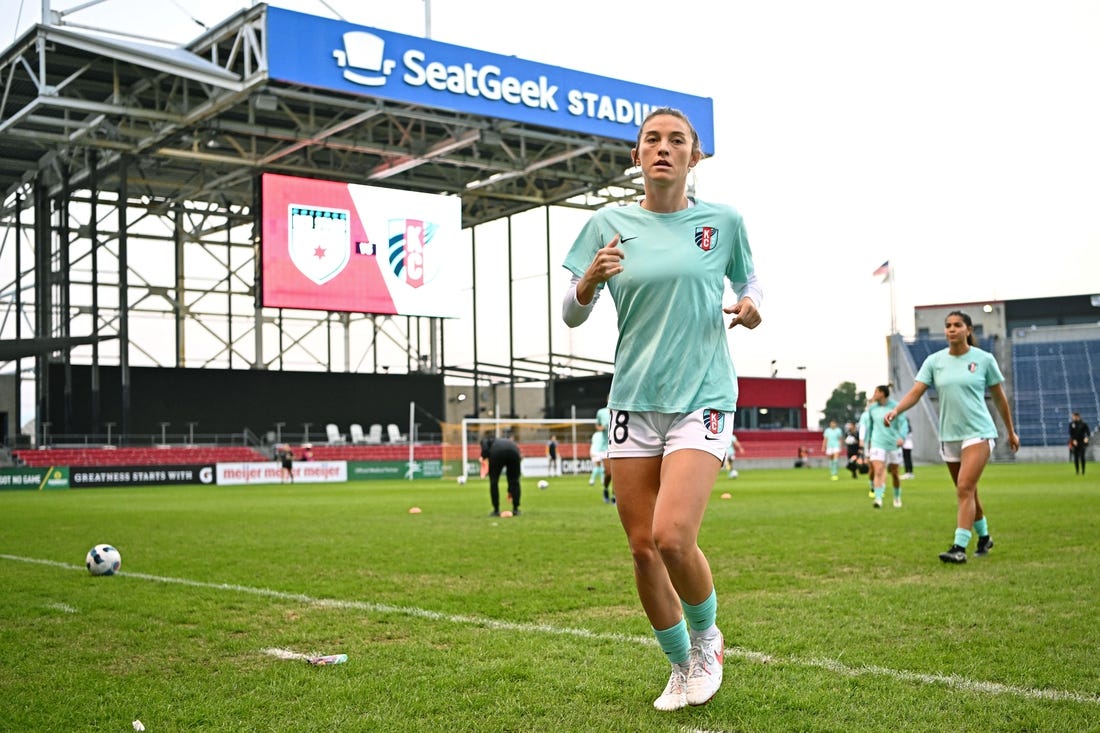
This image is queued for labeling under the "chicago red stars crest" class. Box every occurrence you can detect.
[288,205,351,285]
[695,226,719,252]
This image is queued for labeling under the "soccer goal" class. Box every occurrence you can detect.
[440,417,598,478]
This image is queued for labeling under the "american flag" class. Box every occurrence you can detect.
[872,260,890,279]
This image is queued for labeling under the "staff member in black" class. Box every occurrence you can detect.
[844,422,861,478]
[276,444,294,483]
[482,435,522,516]
[1069,412,1091,475]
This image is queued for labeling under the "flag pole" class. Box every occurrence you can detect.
[888,263,897,334]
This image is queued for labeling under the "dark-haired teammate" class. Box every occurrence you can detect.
[821,419,844,480]
[886,311,1019,563]
[864,386,907,508]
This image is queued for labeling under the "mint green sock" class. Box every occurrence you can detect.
[830,458,838,476]
[681,588,717,632]
[954,528,972,549]
[973,517,989,537]
[653,619,691,665]
[893,487,902,501]
[873,486,885,501]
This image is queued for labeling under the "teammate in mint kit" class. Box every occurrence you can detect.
[886,310,1019,563]
[561,108,763,711]
[863,385,908,509]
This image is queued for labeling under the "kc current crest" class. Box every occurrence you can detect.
[702,409,725,434]
[387,218,440,288]
[695,226,719,252]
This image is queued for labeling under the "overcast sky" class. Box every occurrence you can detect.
[5,0,1099,423]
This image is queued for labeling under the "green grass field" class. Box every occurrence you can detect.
[1,463,1098,732]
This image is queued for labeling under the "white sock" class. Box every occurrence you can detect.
[690,624,720,643]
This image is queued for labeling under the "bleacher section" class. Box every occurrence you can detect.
[13,432,828,469]
[306,444,444,461]
[734,430,824,462]
[1012,339,1100,446]
[14,446,267,467]
[906,336,995,370]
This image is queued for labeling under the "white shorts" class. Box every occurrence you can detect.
[606,407,733,462]
[868,447,903,465]
[825,448,841,458]
[589,449,607,463]
[940,438,995,463]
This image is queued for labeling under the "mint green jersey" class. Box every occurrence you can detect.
[590,428,609,453]
[914,346,1003,441]
[864,399,908,451]
[823,426,843,450]
[563,201,755,413]
[595,406,611,430]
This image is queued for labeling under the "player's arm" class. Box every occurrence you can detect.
[725,272,762,330]
[884,382,928,426]
[989,383,1020,452]
[577,234,624,305]
[563,234,624,327]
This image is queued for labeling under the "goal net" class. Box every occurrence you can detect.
[438,417,598,478]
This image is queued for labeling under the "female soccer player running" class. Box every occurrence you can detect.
[561,108,763,711]
[885,310,1019,563]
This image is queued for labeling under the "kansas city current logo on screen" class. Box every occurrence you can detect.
[288,205,351,285]
[695,226,719,252]
[387,218,440,289]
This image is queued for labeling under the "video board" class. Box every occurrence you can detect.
[261,173,463,316]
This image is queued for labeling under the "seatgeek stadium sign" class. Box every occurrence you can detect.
[266,7,715,154]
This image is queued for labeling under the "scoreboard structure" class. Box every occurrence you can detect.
[0,5,714,441]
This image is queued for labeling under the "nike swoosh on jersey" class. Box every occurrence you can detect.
[619,235,638,243]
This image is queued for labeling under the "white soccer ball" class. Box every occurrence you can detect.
[456,474,468,485]
[537,480,549,490]
[85,544,122,576]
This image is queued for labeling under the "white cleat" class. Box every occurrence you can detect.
[653,663,689,711]
[686,629,724,706]
[893,498,902,508]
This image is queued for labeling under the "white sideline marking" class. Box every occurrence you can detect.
[5,553,1099,706]
[45,601,77,613]
[262,647,312,661]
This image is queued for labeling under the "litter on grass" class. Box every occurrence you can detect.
[307,654,348,665]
